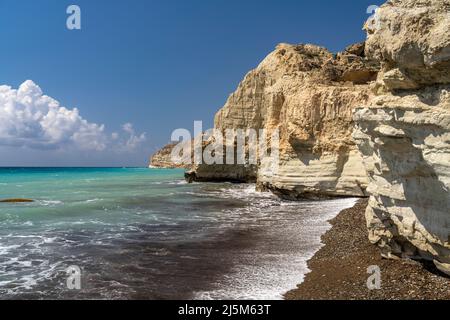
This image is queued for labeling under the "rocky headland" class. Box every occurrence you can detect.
[188,42,379,198]
[149,143,190,169]
[153,42,380,196]
[151,0,450,292]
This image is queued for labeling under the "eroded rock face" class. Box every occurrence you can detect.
[365,0,450,90]
[354,0,450,272]
[190,42,379,198]
[149,143,192,169]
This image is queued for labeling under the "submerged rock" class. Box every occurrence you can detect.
[0,199,34,203]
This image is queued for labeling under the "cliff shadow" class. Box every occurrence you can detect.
[374,121,450,261]
[289,138,364,195]
[289,138,321,166]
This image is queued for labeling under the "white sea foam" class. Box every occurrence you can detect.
[0,244,21,255]
[168,180,188,185]
[193,197,358,300]
[2,260,64,294]
[0,169,359,300]
[38,200,63,206]
[85,198,102,203]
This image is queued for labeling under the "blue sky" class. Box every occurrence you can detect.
[0,0,384,167]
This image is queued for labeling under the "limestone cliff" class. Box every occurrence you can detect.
[149,143,191,169]
[188,42,379,198]
[150,0,450,274]
[353,0,450,274]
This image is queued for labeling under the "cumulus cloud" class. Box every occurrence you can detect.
[110,123,147,152]
[0,80,146,152]
[121,123,147,150]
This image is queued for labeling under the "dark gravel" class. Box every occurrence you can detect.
[285,199,450,300]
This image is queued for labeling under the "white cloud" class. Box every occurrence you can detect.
[120,122,147,151]
[111,132,119,140]
[0,80,146,152]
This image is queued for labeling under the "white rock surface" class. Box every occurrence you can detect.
[354,0,450,272]
[192,43,378,198]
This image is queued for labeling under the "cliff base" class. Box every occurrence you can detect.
[285,200,450,300]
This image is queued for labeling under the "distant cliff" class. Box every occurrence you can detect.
[149,143,191,169]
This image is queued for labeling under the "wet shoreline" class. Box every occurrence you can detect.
[0,168,358,299]
[285,199,450,300]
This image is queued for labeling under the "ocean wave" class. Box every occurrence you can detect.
[214,185,277,201]
[84,198,102,203]
[0,168,360,300]
[0,244,21,255]
[192,197,358,300]
[37,200,63,206]
[168,180,188,185]
[150,179,187,185]
[0,260,64,295]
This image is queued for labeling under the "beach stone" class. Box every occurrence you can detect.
[434,260,450,277]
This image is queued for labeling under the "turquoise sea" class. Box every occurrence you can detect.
[0,167,357,299]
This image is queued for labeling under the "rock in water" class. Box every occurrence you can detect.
[0,199,34,203]
[354,0,450,265]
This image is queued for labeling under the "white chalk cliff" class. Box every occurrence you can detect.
[353,0,450,274]
[152,0,450,274]
[187,42,379,198]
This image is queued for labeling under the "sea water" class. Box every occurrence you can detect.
[0,167,356,300]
